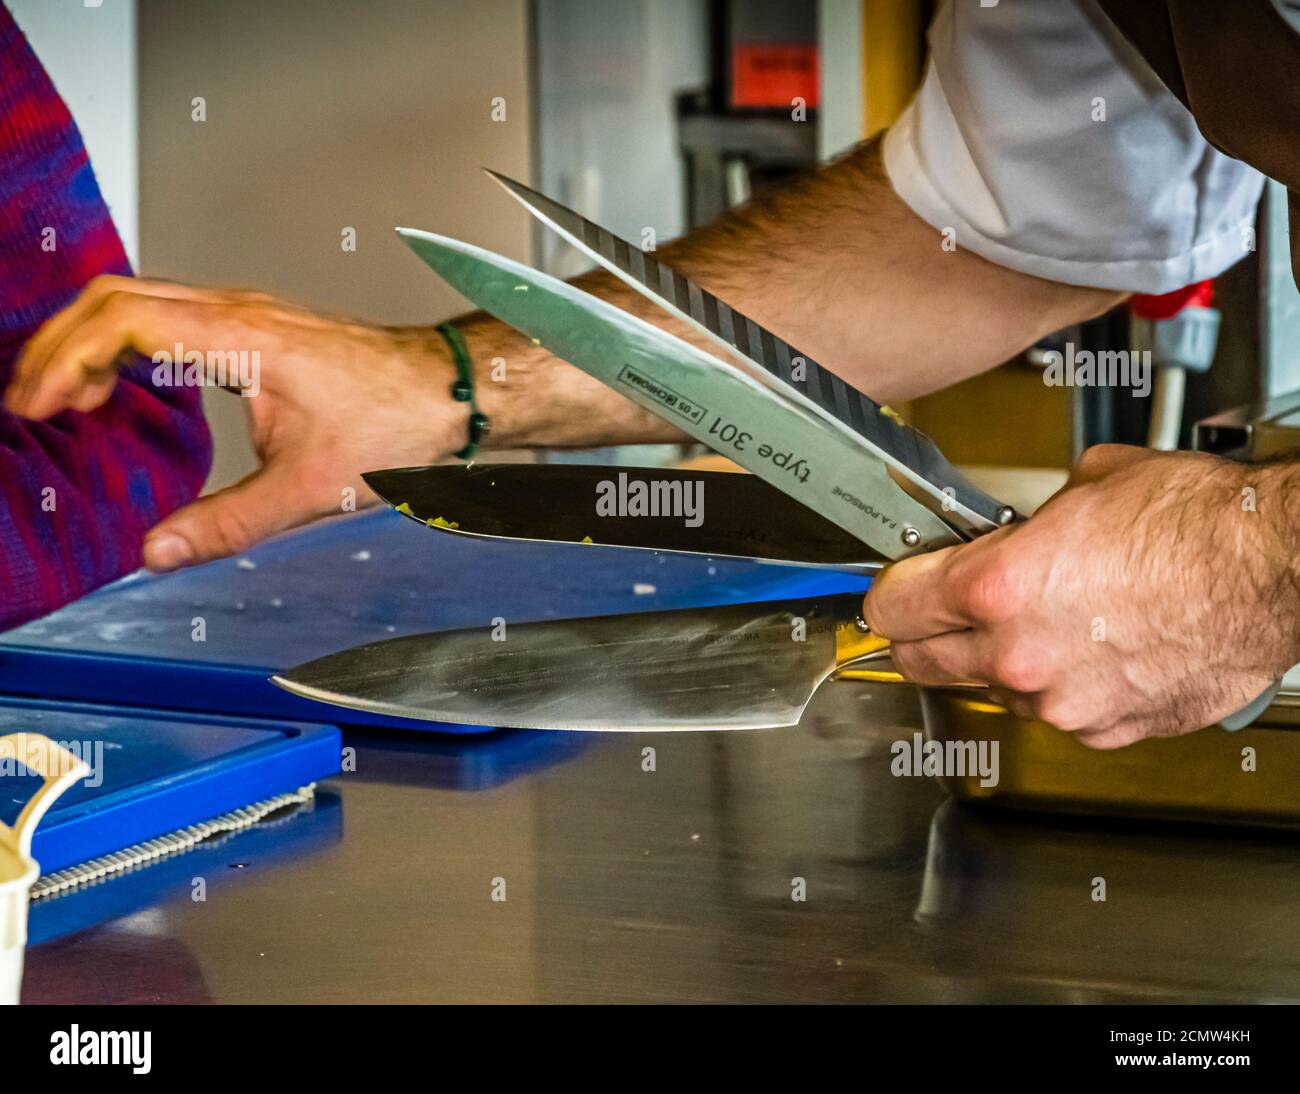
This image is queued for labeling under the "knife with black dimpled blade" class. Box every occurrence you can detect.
[362,463,885,573]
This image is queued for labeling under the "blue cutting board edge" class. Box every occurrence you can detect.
[0,695,343,874]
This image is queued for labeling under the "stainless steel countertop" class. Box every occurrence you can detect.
[22,682,1300,1003]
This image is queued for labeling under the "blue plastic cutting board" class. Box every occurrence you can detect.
[0,509,869,732]
[0,697,341,873]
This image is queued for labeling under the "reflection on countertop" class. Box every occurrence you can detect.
[23,682,1300,1003]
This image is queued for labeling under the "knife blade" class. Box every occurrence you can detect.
[484,169,1012,537]
[397,228,963,560]
[363,463,884,573]
[271,595,889,731]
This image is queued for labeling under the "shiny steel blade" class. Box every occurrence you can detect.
[272,598,849,731]
[362,463,884,573]
[484,169,1007,535]
[396,228,957,558]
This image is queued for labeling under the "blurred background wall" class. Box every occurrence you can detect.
[134,0,534,490]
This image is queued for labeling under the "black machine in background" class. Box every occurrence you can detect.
[677,0,820,226]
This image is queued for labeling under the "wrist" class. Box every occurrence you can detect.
[455,313,550,450]
[392,311,693,456]
[382,323,471,461]
[390,314,555,453]
[436,322,489,458]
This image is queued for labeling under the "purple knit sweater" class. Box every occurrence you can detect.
[0,4,212,630]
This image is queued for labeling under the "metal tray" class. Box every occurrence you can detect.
[921,688,1300,829]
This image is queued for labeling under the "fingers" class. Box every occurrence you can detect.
[862,546,963,642]
[9,296,159,419]
[7,278,264,419]
[143,463,305,572]
[863,526,1017,643]
[15,277,213,386]
[889,631,989,686]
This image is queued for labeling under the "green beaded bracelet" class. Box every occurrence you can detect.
[437,322,490,460]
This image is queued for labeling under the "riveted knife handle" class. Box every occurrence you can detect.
[833,607,892,667]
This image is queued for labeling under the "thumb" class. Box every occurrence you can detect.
[144,465,305,571]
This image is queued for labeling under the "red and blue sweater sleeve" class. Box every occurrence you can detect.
[0,4,213,630]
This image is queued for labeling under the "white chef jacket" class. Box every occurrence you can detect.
[882,0,1267,292]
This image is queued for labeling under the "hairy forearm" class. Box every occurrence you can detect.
[402,137,1123,452]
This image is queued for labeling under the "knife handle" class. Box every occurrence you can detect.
[834,630,1281,733]
[833,610,892,667]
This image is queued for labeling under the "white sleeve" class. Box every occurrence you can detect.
[882,0,1266,292]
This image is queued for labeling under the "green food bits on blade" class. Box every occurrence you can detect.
[394,502,413,516]
[427,516,460,529]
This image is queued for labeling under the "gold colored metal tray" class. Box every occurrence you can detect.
[920,689,1300,829]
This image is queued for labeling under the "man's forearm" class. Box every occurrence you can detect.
[417,138,1124,452]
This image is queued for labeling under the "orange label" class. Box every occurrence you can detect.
[731,43,820,109]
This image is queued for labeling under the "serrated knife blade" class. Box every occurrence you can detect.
[484,169,1010,536]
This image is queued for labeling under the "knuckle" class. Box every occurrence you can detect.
[234,288,276,305]
[987,638,1047,694]
[1077,443,1121,473]
[890,641,948,685]
[85,273,129,298]
[958,557,1020,624]
[97,288,134,322]
[1074,723,1138,750]
[888,642,923,680]
[208,506,258,557]
[1032,692,1093,732]
[292,450,339,496]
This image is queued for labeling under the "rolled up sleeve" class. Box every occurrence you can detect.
[883,0,1266,292]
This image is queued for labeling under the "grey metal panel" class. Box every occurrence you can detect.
[1262,180,1300,397]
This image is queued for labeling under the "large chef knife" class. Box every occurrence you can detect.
[272,596,888,731]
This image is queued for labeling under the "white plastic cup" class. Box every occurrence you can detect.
[0,733,89,1005]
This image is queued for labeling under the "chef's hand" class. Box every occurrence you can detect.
[864,445,1300,748]
[5,275,468,571]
